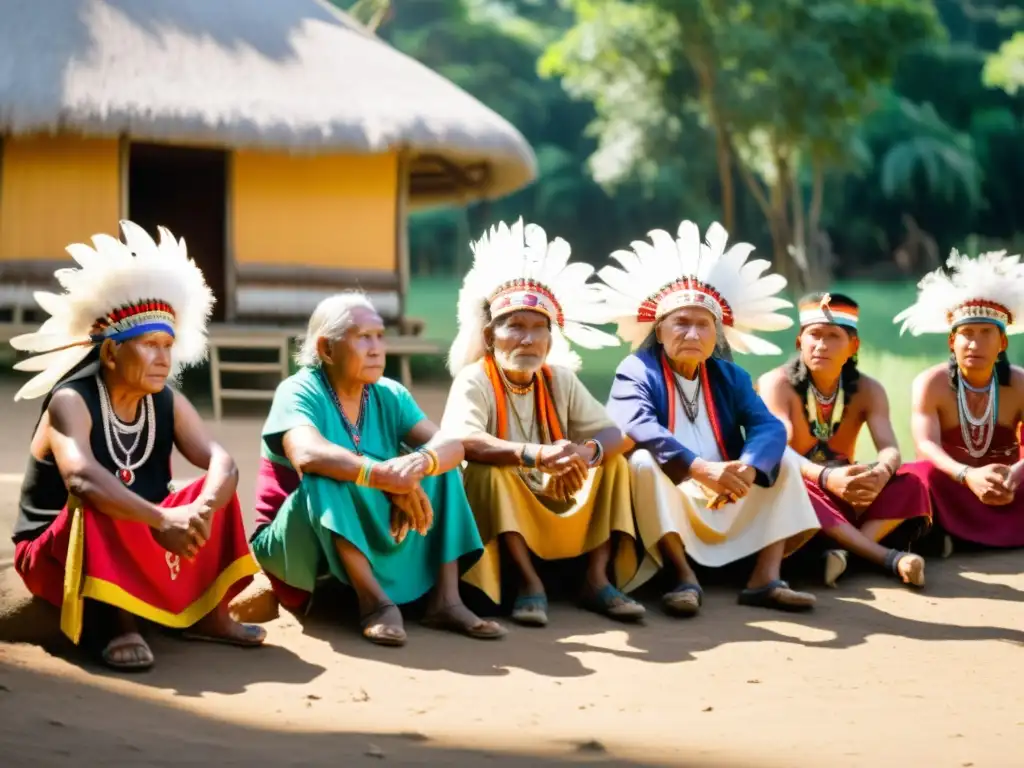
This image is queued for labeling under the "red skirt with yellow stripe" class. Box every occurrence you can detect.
[14,477,258,643]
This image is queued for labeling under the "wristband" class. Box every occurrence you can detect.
[583,438,604,467]
[520,444,538,469]
[955,465,969,485]
[818,466,833,491]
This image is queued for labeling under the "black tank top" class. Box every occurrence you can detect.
[13,363,175,543]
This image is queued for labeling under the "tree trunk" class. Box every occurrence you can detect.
[691,54,735,231]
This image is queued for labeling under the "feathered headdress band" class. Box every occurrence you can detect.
[447,218,619,376]
[798,293,859,330]
[594,220,793,354]
[9,220,215,401]
[894,249,1024,337]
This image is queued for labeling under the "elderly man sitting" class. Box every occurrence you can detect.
[440,219,643,627]
[598,221,820,615]
[10,222,264,672]
[250,292,504,647]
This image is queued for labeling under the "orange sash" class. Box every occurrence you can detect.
[483,355,565,443]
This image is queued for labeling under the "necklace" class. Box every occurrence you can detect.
[675,370,702,423]
[957,372,997,458]
[497,365,534,396]
[96,375,155,486]
[806,378,845,442]
[319,368,369,454]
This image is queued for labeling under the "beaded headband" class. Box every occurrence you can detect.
[949,300,1011,331]
[488,279,565,328]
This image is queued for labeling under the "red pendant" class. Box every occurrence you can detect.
[118,468,135,485]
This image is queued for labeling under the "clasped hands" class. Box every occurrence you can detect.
[689,458,757,509]
[821,463,893,512]
[157,502,214,560]
[371,452,437,543]
[962,462,1022,506]
[529,439,594,502]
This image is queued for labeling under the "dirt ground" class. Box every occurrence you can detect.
[1,381,1023,767]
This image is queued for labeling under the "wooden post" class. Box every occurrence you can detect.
[395,152,413,389]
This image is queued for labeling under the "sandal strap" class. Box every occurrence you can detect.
[360,601,399,627]
[104,631,148,654]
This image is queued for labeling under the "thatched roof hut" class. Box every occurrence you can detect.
[0,0,536,203]
[0,0,536,329]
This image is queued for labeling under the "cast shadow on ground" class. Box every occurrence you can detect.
[292,551,1024,679]
[0,573,326,697]
[0,661,704,768]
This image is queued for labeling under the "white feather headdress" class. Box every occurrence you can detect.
[594,220,793,354]
[447,218,619,376]
[894,249,1024,336]
[9,220,215,401]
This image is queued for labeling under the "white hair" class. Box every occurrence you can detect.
[295,291,378,367]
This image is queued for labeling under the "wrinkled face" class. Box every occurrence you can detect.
[101,332,174,395]
[319,306,387,385]
[487,310,552,375]
[656,306,717,367]
[798,323,858,376]
[950,322,1006,374]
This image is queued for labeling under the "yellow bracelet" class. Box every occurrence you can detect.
[356,458,377,487]
[417,447,440,475]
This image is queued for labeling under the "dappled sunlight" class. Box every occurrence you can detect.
[556,629,647,654]
[960,570,1024,592]
[746,621,838,644]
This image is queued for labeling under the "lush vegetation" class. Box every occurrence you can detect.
[341,0,1024,291]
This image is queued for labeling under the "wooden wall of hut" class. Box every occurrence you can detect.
[231,150,398,272]
[0,135,120,261]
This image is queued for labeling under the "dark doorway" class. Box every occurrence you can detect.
[128,143,228,321]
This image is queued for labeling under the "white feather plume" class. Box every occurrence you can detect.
[10,221,215,400]
[447,218,619,375]
[594,220,793,353]
[894,249,1024,336]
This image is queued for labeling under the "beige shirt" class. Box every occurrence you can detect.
[441,359,615,444]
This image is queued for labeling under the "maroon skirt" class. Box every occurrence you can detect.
[804,468,932,532]
[901,460,1024,547]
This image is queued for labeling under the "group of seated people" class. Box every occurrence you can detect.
[9,220,1024,672]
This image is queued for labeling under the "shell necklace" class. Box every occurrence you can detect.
[957,372,997,459]
[96,374,156,485]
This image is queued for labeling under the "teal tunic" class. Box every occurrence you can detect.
[250,367,483,605]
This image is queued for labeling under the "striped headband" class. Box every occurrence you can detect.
[90,299,177,344]
[799,294,858,330]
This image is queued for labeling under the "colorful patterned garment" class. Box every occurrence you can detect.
[250,367,483,607]
[441,356,638,604]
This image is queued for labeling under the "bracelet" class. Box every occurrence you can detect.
[955,465,969,485]
[356,458,377,487]
[583,438,604,467]
[520,444,538,469]
[416,447,440,476]
[818,466,833,491]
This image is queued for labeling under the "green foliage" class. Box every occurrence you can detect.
[984,31,1024,94]
[335,0,1023,281]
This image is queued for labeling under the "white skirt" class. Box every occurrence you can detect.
[624,449,820,591]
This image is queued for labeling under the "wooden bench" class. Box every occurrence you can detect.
[208,264,443,420]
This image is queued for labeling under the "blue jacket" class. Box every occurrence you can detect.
[606,347,787,487]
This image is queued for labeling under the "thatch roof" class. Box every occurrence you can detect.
[0,0,537,204]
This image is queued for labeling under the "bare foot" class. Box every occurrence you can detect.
[824,549,848,588]
[228,572,279,624]
[896,553,926,587]
[102,631,154,671]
